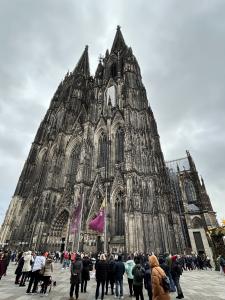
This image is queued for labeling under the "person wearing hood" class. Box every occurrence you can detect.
[40,254,54,296]
[149,255,170,300]
[125,255,135,297]
[19,251,33,286]
[171,256,184,299]
[70,254,83,300]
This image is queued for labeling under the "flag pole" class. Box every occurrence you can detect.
[104,183,107,253]
[77,187,85,252]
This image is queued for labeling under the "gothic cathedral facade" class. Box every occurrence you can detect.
[0,27,217,256]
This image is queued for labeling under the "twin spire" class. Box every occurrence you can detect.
[73,26,127,78]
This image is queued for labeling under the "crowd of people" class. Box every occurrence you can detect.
[0,248,225,300]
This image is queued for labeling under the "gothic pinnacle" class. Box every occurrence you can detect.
[73,45,90,78]
[111,25,127,54]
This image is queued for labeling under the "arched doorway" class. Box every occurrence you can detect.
[48,210,70,252]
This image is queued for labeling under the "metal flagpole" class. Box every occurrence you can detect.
[104,184,107,253]
[77,187,85,252]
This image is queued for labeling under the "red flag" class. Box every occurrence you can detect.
[89,199,105,233]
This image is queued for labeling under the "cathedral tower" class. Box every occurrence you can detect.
[1,27,185,254]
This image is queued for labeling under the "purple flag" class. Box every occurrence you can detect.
[89,209,105,233]
[70,200,82,234]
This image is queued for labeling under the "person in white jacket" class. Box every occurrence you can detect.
[19,251,33,287]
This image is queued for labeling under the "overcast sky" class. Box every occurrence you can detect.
[0,0,225,225]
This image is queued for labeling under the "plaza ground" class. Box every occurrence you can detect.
[0,262,224,300]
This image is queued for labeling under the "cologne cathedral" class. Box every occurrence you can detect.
[0,27,218,256]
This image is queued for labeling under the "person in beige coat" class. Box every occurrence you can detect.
[149,255,170,300]
[19,251,33,286]
[40,255,54,295]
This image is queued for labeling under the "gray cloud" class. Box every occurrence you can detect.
[0,0,225,224]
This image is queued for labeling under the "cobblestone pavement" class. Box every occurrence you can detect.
[0,263,224,300]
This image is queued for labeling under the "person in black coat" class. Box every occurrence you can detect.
[171,255,184,299]
[144,260,152,300]
[105,255,115,295]
[81,255,91,293]
[15,254,24,284]
[114,255,125,299]
[70,255,83,300]
[95,254,108,300]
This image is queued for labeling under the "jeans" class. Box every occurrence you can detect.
[173,277,183,296]
[95,280,105,299]
[81,279,87,292]
[19,272,29,286]
[133,285,144,300]
[70,282,80,299]
[128,278,133,296]
[115,278,123,297]
[105,277,114,295]
[41,276,51,294]
[26,270,40,293]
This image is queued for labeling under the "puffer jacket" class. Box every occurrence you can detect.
[43,258,54,277]
[22,251,33,272]
[149,255,170,300]
[125,259,135,279]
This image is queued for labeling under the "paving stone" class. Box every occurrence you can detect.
[0,263,224,300]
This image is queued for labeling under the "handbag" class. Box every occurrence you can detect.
[39,266,45,275]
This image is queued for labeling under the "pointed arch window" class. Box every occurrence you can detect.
[69,144,81,183]
[185,180,197,203]
[115,127,124,163]
[115,192,125,235]
[98,133,107,167]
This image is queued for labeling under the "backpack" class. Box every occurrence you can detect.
[161,275,170,292]
[134,265,144,282]
[156,268,170,292]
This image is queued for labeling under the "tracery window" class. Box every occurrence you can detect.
[69,144,81,183]
[185,180,197,203]
[115,192,125,235]
[98,133,107,167]
[115,127,124,163]
[106,85,116,106]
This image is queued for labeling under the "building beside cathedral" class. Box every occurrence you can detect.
[0,27,218,257]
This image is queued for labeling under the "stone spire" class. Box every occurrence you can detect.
[111,25,127,54]
[73,45,90,78]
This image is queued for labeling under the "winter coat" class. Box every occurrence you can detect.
[171,261,182,280]
[15,257,24,275]
[0,255,6,277]
[107,259,116,281]
[144,262,152,291]
[114,260,125,281]
[43,258,54,277]
[125,259,135,279]
[22,252,32,272]
[132,264,145,286]
[95,260,108,282]
[149,255,170,300]
[70,258,83,284]
[82,258,90,281]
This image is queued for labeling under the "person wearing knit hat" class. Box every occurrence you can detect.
[149,255,170,300]
[171,255,184,299]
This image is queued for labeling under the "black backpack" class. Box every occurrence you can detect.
[134,265,145,282]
